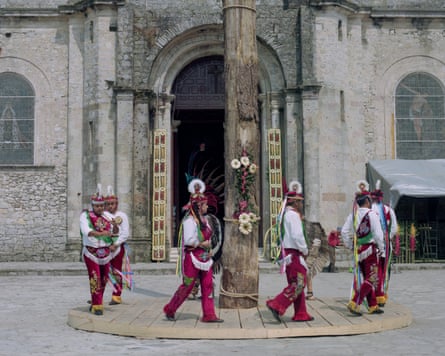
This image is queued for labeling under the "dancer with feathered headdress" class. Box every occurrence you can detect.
[163,178,223,323]
[105,185,132,305]
[266,180,314,323]
[341,180,385,316]
[80,184,119,315]
[370,179,398,307]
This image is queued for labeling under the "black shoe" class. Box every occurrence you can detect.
[369,307,384,315]
[165,313,175,321]
[89,306,103,316]
[203,318,224,323]
[267,304,282,323]
[109,300,121,305]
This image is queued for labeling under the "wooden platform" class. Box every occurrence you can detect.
[68,296,412,339]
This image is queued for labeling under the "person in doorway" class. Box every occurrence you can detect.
[105,186,131,305]
[341,180,384,316]
[266,180,314,323]
[80,184,119,315]
[371,180,398,307]
[163,178,223,323]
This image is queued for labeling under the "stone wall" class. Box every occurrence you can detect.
[0,0,444,261]
[0,16,70,261]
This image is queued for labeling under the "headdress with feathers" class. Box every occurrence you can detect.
[286,180,304,200]
[91,183,105,204]
[105,185,118,201]
[371,179,384,200]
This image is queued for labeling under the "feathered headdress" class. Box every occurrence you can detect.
[355,179,369,195]
[105,185,118,202]
[91,183,105,205]
[286,180,304,200]
[188,178,207,204]
[371,179,384,200]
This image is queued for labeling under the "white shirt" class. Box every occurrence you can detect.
[281,207,308,255]
[372,202,398,240]
[341,207,384,252]
[183,215,208,247]
[108,210,130,246]
[80,210,115,248]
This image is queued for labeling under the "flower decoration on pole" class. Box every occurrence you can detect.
[231,148,260,235]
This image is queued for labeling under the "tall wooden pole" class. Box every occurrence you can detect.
[220,0,260,309]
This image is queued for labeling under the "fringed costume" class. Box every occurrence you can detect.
[371,181,398,307]
[80,184,117,315]
[341,180,385,316]
[266,181,314,322]
[163,178,223,323]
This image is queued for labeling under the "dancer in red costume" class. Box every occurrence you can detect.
[80,184,119,315]
[266,180,314,323]
[341,180,385,316]
[163,178,223,323]
[105,185,130,305]
[371,180,398,307]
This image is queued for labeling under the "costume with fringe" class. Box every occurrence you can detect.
[342,207,384,311]
[108,209,131,303]
[80,209,115,311]
[164,212,220,322]
[372,202,397,305]
[267,206,313,321]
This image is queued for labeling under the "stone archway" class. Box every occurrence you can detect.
[147,25,288,259]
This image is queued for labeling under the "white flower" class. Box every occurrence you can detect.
[231,159,241,169]
[239,213,250,224]
[248,163,257,174]
[240,156,250,167]
[239,221,253,235]
[248,212,258,222]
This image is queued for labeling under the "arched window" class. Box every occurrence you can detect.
[395,73,445,159]
[0,72,35,164]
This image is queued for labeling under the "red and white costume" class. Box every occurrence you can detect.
[109,209,130,302]
[266,206,313,321]
[372,202,397,305]
[80,209,115,310]
[163,214,220,322]
[342,206,384,310]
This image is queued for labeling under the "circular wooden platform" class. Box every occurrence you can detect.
[68,296,412,339]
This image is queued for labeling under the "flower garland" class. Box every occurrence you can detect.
[230,148,260,235]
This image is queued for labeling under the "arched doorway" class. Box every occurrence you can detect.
[172,56,225,246]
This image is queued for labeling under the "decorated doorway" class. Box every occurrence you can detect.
[172,56,225,246]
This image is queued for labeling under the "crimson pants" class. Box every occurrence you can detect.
[163,251,218,321]
[84,254,110,307]
[352,244,379,307]
[376,255,388,299]
[110,245,125,297]
[266,250,312,321]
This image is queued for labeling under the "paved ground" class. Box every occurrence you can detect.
[0,263,444,355]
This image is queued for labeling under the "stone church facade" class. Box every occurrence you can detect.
[0,0,444,262]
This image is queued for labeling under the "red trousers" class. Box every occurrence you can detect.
[84,253,110,307]
[376,256,387,300]
[110,245,125,297]
[266,249,312,321]
[352,244,379,308]
[163,249,218,321]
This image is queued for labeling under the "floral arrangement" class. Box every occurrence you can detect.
[230,148,260,235]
